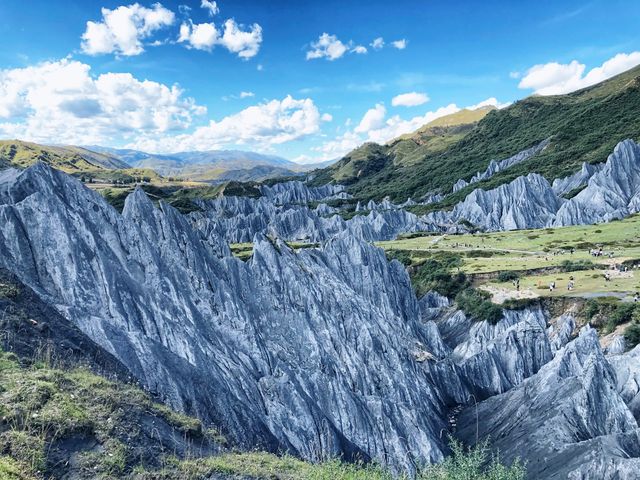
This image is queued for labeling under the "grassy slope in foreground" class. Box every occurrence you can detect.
[312,65,640,204]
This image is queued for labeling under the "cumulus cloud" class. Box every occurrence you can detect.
[392,39,407,50]
[370,37,384,50]
[201,0,219,16]
[306,33,348,61]
[127,96,323,152]
[81,3,175,56]
[391,91,429,107]
[0,59,205,145]
[178,18,262,58]
[466,97,511,110]
[321,113,333,122]
[240,91,254,98]
[178,21,218,50]
[352,45,367,54]
[518,51,640,95]
[354,103,386,133]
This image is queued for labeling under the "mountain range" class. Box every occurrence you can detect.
[0,140,331,184]
[311,64,640,208]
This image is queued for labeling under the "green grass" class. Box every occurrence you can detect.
[311,65,640,204]
[379,215,640,305]
[0,456,36,480]
[133,440,525,480]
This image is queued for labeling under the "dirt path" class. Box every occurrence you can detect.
[480,285,539,304]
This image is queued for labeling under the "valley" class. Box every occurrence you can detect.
[3,42,640,480]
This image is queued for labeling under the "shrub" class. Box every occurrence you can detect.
[455,288,503,324]
[496,271,519,283]
[624,323,640,349]
[420,439,526,480]
[559,260,595,272]
[412,253,469,298]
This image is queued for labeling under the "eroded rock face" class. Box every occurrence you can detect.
[455,327,640,479]
[427,173,563,231]
[554,139,640,226]
[0,164,451,472]
[259,181,349,205]
[425,139,640,232]
[191,194,433,243]
[552,161,603,196]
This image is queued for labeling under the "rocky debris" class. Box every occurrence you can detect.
[551,161,603,196]
[452,138,551,193]
[553,139,640,226]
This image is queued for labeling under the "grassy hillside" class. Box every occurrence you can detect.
[312,65,640,205]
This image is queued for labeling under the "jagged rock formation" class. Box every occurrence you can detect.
[191,194,432,243]
[551,161,603,196]
[427,173,563,231]
[423,139,640,232]
[4,163,640,478]
[452,138,551,192]
[554,139,640,226]
[455,327,640,479]
[0,164,450,473]
[259,180,349,205]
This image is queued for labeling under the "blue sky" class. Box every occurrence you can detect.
[0,0,639,162]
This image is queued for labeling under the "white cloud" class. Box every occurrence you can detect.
[81,3,175,56]
[391,91,429,107]
[509,71,521,79]
[370,37,384,50]
[201,0,219,16]
[355,103,386,133]
[0,59,205,145]
[240,91,254,98]
[518,51,640,95]
[321,113,333,122]
[127,96,323,152]
[218,19,262,59]
[352,45,367,54]
[178,18,262,58]
[306,33,348,61]
[178,21,218,50]
[466,97,511,110]
[392,39,407,50]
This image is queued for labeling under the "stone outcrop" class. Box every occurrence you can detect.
[551,161,603,196]
[424,139,640,232]
[427,173,563,231]
[259,180,349,205]
[452,138,551,192]
[553,139,640,226]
